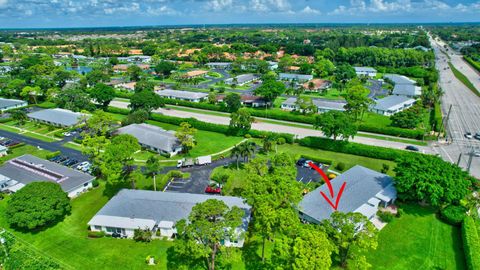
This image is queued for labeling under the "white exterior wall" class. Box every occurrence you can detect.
[68,181,93,198]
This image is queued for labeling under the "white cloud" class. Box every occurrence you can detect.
[104,2,140,15]
[206,0,233,12]
[146,5,179,16]
[249,0,292,12]
[300,5,320,14]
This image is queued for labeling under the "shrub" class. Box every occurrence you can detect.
[166,170,185,179]
[440,205,467,226]
[335,162,346,171]
[211,170,231,184]
[6,182,71,230]
[91,179,100,188]
[8,142,25,150]
[244,134,252,139]
[133,227,152,242]
[277,137,286,145]
[381,163,390,174]
[0,117,12,123]
[377,211,395,223]
[88,230,106,238]
[46,151,61,160]
[462,216,480,270]
[300,154,333,165]
[396,208,404,218]
[53,130,65,138]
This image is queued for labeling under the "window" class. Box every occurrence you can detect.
[84,182,89,187]
[106,227,114,233]
[94,226,102,231]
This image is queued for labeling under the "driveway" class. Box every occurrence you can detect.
[367,79,389,99]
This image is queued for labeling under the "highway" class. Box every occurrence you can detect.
[430,36,480,178]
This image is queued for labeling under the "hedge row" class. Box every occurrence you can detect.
[462,217,480,270]
[115,94,425,139]
[107,106,294,143]
[300,154,333,165]
[0,117,12,123]
[464,56,480,73]
[297,136,415,161]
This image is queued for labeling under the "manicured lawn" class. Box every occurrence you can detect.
[0,144,52,163]
[366,204,466,270]
[63,142,84,152]
[301,88,346,101]
[357,133,428,146]
[0,123,58,142]
[275,143,396,175]
[145,120,244,158]
[360,112,392,128]
[0,185,174,270]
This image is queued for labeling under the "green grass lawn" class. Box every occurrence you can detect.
[0,144,52,163]
[357,133,428,146]
[448,62,480,97]
[63,142,84,152]
[0,185,176,270]
[145,120,244,158]
[275,143,396,175]
[366,204,466,270]
[301,88,346,101]
[0,123,59,143]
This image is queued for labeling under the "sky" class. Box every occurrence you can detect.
[0,0,479,28]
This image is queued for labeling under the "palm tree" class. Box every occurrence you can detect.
[145,156,162,191]
[230,145,242,170]
[240,141,256,162]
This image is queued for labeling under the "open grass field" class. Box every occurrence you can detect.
[366,204,466,270]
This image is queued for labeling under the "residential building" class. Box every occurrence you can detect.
[303,79,332,91]
[206,62,232,69]
[240,95,271,108]
[281,97,346,113]
[27,108,88,127]
[225,74,259,86]
[113,64,129,73]
[88,189,251,247]
[279,73,313,82]
[115,123,182,157]
[0,145,7,157]
[0,154,94,197]
[0,66,12,75]
[267,61,278,70]
[298,165,397,224]
[156,89,208,103]
[182,70,208,79]
[392,84,422,98]
[115,82,136,92]
[371,95,416,116]
[354,67,377,77]
[384,74,417,85]
[0,98,28,111]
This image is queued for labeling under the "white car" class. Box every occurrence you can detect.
[63,132,72,137]
[76,161,90,170]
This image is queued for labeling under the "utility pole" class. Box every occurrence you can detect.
[467,148,474,173]
[457,153,463,166]
[441,104,453,142]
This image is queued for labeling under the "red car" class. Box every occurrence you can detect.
[205,186,222,194]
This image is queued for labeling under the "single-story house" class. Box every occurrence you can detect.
[384,74,417,85]
[0,154,94,198]
[115,82,136,91]
[0,66,12,75]
[354,67,377,78]
[0,145,7,156]
[371,95,416,116]
[182,70,208,79]
[392,84,422,98]
[156,89,209,103]
[281,97,346,113]
[115,123,182,157]
[240,95,271,108]
[225,74,259,86]
[303,79,332,91]
[206,62,232,69]
[0,98,28,111]
[88,189,251,247]
[113,64,129,73]
[298,165,397,224]
[279,73,313,82]
[27,108,88,127]
[267,61,278,70]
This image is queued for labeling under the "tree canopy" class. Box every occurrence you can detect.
[89,83,115,108]
[129,90,165,113]
[314,111,358,141]
[229,108,254,133]
[394,154,475,206]
[6,182,71,230]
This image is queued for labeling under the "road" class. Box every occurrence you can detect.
[110,100,431,153]
[429,36,480,178]
[0,129,87,161]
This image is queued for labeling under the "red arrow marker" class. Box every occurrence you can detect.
[309,162,347,211]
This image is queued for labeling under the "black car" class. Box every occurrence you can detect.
[296,158,307,166]
[474,133,480,140]
[405,145,419,152]
[49,155,62,162]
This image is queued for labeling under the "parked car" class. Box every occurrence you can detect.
[76,161,91,171]
[465,132,473,139]
[56,156,68,163]
[405,145,419,152]
[474,152,480,157]
[296,158,307,166]
[205,185,222,194]
[65,159,78,167]
[474,133,480,140]
[49,155,63,162]
[303,160,313,168]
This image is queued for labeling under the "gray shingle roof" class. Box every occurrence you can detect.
[392,84,422,96]
[88,189,251,228]
[282,97,346,111]
[373,95,416,111]
[384,74,416,85]
[206,62,232,67]
[0,154,94,193]
[27,108,87,127]
[116,123,180,153]
[298,165,395,222]
[225,74,259,84]
[0,98,27,110]
[279,73,313,81]
[156,89,208,100]
[354,67,377,73]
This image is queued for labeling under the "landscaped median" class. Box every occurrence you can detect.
[0,121,61,143]
[448,62,480,97]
